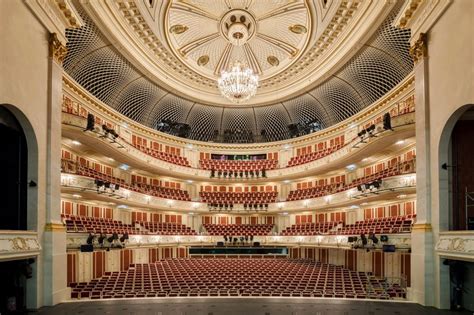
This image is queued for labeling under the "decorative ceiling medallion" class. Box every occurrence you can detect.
[169,24,188,34]
[289,24,307,34]
[197,55,210,66]
[220,10,256,46]
[267,56,280,67]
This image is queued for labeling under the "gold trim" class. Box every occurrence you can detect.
[44,222,66,232]
[409,33,427,64]
[412,223,432,231]
[49,33,68,65]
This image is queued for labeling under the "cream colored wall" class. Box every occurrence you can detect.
[412,0,474,309]
[0,0,67,309]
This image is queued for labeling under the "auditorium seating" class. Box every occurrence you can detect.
[69,258,404,300]
[62,159,191,202]
[287,160,414,201]
[137,221,197,235]
[280,222,341,236]
[132,183,191,201]
[63,214,141,235]
[287,144,344,167]
[200,191,278,209]
[287,183,345,201]
[203,224,274,236]
[330,215,416,235]
[133,144,190,167]
[200,159,277,173]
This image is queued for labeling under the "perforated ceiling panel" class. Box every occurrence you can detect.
[63,3,412,143]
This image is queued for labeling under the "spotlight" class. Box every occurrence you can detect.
[86,233,95,245]
[98,233,106,246]
[86,113,95,131]
[360,234,368,246]
[369,233,379,244]
[380,235,389,242]
[383,112,392,130]
[119,233,129,243]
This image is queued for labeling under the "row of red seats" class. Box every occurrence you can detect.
[203,224,274,236]
[287,160,414,201]
[132,183,190,201]
[137,221,197,235]
[200,191,278,205]
[287,144,344,167]
[62,159,191,202]
[330,215,416,235]
[70,258,404,300]
[200,159,277,172]
[280,222,341,236]
[63,214,141,235]
[133,144,190,167]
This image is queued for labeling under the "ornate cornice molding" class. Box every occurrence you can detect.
[393,0,423,29]
[409,32,427,64]
[25,0,84,45]
[49,33,68,65]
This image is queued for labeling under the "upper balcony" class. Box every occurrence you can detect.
[62,74,415,182]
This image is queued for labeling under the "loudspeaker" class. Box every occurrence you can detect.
[382,244,396,252]
[253,242,260,247]
[216,241,224,247]
[80,244,94,252]
[383,112,392,130]
[86,113,95,131]
[380,235,389,242]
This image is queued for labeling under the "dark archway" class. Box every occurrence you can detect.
[439,104,474,231]
[0,106,28,230]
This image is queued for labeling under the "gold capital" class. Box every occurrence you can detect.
[49,33,68,65]
[409,33,427,64]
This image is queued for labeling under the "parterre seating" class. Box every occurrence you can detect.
[280,222,341,236]
[203,224,274,236]
[137,221,197,235]
[63,214,141,235]
[330,215,416,235]
[200,191,278,209]
[69,258,405,300]
[132,143,190,167]
[200,159,277,172]
[287,144,343,167]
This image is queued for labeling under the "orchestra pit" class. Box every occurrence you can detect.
[0,0,473,314]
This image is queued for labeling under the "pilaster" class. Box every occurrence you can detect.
[410,33,435,306]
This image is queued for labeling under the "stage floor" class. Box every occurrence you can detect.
[33,298,471,315]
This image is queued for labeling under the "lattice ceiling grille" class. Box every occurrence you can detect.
[63,3,412,143]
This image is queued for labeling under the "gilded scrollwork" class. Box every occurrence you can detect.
[49,33,68,65]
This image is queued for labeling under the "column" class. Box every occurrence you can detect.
[410,33,435,306]
[42,33,70,305]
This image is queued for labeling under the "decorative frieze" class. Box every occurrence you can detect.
[0,231,41,261]
[436,232,474,261]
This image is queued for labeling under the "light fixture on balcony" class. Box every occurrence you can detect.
[218,61,258,103]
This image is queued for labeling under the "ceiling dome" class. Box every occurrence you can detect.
[164,1,311,82]
[64,1,412,143]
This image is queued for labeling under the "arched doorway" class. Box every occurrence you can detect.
[439,104,474,231]
[0,106,29,230]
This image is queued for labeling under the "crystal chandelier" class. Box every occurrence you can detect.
[218,62,258,103]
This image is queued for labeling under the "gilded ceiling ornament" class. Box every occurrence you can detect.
[289,24,307,34]
[197,55,210,66]
[170,24,189,34]
[409,33,427,64]
[267,56,280,67]
[49,33,68,65]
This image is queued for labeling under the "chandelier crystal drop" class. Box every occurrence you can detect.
[218,61,259,103]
